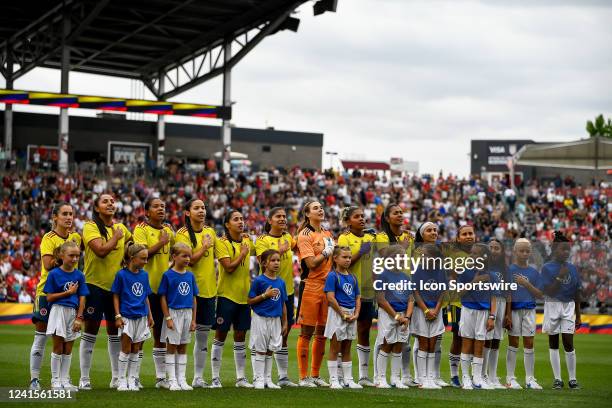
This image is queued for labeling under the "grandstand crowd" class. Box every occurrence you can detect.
[0,166,610,310]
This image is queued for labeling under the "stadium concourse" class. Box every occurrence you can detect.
[0,165,610,319]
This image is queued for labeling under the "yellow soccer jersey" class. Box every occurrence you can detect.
[215,236,255,304]
[376,231,415,272]
[83,221,132,291]
[134,222,175,293]
[37,231,82,297]
[441,244,470,307]
[338,231,377,300]
[176,226,217,298]
[255,233,296,296]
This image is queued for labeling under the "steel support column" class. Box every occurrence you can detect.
[221,39,232,174]
[3,44,13,155]
[157,72,165,168]
[58,9,70,174]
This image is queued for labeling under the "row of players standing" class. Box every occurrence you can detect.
[28,195,582,391]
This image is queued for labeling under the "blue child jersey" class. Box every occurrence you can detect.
[458,268,491,310]
[412,267,447,308]
[111,268,153,319]
[43,267,89,309]
[248,274,288,318]
[324,270,360,309]
[376,269,412,313]
[158,269,199,309]
[489,267,509,297]
[541,261,581,302]
[508,264,542,310]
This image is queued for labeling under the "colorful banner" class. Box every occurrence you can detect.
[0,89,230,119]
[1,303,611,333]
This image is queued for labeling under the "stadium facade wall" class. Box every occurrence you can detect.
[0,111,323,169]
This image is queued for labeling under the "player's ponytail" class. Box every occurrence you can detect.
[92,193,113,241]
[123,242,147,268]
[184,198,198,248]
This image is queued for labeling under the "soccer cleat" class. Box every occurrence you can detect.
[568,380,580,389]
[391,380,409,389]
[135,378,144,389]
[109,377,119,389]
[421,379,442,390]
[489,377,506,389]
[330,380,343,389]
[61,382,79,392]
[179,381,193,391]
[311,377,329,387]
[235,378,254,388]
[192,377,209,388]
[358,377,376,387]
[553,379,564,389]
[265,381,281,389]
[450,376,461,388]
[376,380,392,389]
[168,380,181,391]
[278,377,298,387]
[78,379,92,390]
[155,378,169,389]
[462,376,474,390]
[210,378,223,388]
[254,379,265,390]
[526,377,543,390]
[402,376,419,387]
[128,377,139,391]
[434,378,450,387]
[117,380,130,392]
[298,378,317,388]
[29,378,41,390]
[51,381,63,390]
[506,378,523,389]
[345,380,363,389]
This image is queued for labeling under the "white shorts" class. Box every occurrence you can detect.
[376,310,409,345]
[161,308,193,345]
[249,313,283,353]
[509,309,536,337]
[120,316,151,343]
[459,308,489,341]
[46,305,80,342]
[324,307,357,341]
[543,301,575,335]
[485,297,506,341]
[410,307,445,338]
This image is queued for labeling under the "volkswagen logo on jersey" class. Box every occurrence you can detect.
[493,271,503,282]
[343,282,353,296]
[63,281,76,291]
[178,281,191,296]
[559,273,571,285]
[272,291,281,301]
[131,282,144,297]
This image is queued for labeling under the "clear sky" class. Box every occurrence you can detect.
[3,0,612,176]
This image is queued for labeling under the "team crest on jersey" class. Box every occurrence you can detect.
[132,282,144,296]
[40,308,48,316]
[216,317,224,325]
[87,306,95,314]
[63,281,77,291]
[343,283,353,296]
[178,282,191,296]
[559,273,571,285]
[493,271,503,282]
[426,278,437,286]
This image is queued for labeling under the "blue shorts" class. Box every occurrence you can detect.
[286,294,295,328]
[214,297,251,332]
[32,295,50,323]
[84,284,115,322]
[196,296,216,327]
[358,300,376,322]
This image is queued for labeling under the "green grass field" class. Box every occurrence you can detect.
[0,325,610,407]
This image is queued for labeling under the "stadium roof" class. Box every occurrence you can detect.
[0,0,314,100]
[515,136,612,170]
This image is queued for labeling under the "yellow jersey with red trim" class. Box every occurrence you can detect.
[338,230,377,300]
[214,236,255,304]
[133,222,175,293]
[83,221,132,291]
[255,232,296,296]
[176,226,217,298]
